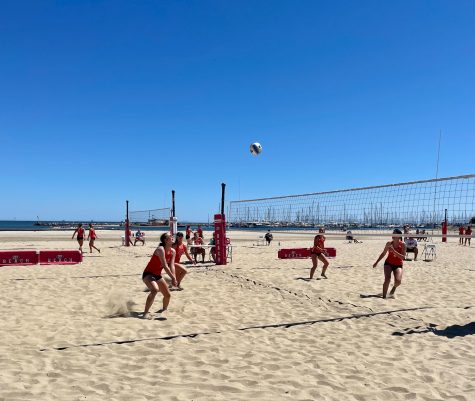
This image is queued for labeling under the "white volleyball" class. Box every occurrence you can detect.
[250,142,262,156]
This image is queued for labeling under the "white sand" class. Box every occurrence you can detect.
[0,230,474,401]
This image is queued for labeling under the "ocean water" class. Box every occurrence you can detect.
[0,221,120,231]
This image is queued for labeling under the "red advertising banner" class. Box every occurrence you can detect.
[214,213,227,265]
[0,250,38,266]
[278,247,336,259]
[278,248,311,259]
[39,250,83,265]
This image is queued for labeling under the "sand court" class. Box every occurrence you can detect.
[0,230,474,400]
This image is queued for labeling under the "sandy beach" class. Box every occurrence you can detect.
[0,229,474,401]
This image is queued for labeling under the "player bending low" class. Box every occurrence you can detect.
[142,232,177,319]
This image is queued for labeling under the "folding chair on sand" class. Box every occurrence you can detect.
[422,243,437,261]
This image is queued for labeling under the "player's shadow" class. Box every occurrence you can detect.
[359,294,382,299]
[392,322,475,338]
[296,277,325,281]
[105,311,167,321]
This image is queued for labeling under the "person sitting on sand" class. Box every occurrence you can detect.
[191,232,206,263]
[142,232,177,319]
[310,227,329,279]
[87,224,101,253]
[185,225,192,244]
[72,223,85,253]
[209,233,216,262]
[172,232,195,289]
[346,230,362,243]
[404,237,418,260]
[134,229,145,246]
[373,228,406,299]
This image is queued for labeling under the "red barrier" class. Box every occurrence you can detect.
[278,248,311,259]
[278,247,336,259]
[0,250,38,266]
[39,250,83,265]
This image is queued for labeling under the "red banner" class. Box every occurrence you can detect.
[39,250,83,265]
[278,247,336,259]
[0,250,38,266]
[214,213,227,265]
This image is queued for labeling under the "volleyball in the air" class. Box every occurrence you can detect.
[250,142,262,156]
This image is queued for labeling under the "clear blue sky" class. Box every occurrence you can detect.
[1,0,474,221]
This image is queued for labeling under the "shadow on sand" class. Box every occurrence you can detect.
[296,277,325,281]
[393,322,475,338]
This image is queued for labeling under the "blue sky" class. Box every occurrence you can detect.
[1,0,474,221]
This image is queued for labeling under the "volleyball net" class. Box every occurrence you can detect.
[129,207,171,227]
[228,174,475,238]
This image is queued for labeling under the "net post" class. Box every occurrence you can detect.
[214,183,227,265]
[125,200,130,247]
[221,183,226,215]
[170,190,177,237]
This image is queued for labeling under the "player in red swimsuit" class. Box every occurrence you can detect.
[310,227,329,279]
[142,232,177,319]
[87,224,101,253]
[72,223,85,253]
[459,225,465,245]
[373,228,406,299]
[172,232,195,289]
[465,225,472,246]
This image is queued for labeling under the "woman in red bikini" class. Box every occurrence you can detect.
[465,225,472,246]
[373,228,406,299]
[310,227,329,279]
[142,232,177,319]
[72,223,85,253]
[172,232,195,289]
[87,224,101,254]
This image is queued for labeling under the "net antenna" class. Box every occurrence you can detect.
[430,130,443,239]
[228,174,475,239]
[125,200,130,247]
[169,190,178,238]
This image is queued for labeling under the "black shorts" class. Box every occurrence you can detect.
[311,251,322,256]
[77,237,84,241]
[186,234,190,240]
[142,272,162,281]
[384,262,403,271]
